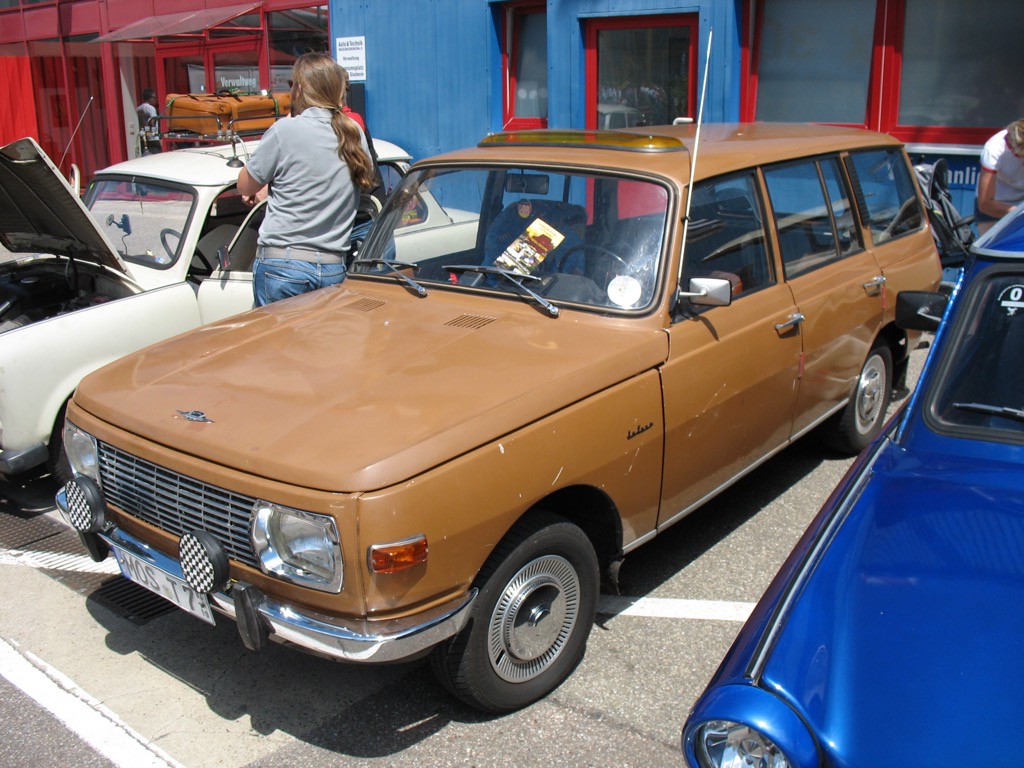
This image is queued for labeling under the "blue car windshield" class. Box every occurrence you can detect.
[927,267,1024,442]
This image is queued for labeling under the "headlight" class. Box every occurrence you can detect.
[63,421,100,482]
[251,502,343,592]
[695,720,791,768]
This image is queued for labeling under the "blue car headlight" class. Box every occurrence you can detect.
[683,685,817,768]
[694,720,790,767]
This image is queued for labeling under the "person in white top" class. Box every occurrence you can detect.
[975,119,1024,234]
[135,89,160,154]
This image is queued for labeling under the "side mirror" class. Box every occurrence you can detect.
[896,290,947,332]
[217,245,231,271]
[677,276,733,307]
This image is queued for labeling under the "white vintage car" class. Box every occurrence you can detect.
[0,136,410,482]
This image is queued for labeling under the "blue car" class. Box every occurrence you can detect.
[681,206,1024,768]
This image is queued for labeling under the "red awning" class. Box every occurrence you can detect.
[93,3,259,42]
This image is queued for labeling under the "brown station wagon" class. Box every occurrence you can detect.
[57,124,941,712]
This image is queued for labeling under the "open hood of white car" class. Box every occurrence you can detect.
[0,137,130,275]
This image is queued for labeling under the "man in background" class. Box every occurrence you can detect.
[136,89,160,154]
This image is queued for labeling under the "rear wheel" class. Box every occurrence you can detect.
[430,513,599,712]
[824,342,893,455]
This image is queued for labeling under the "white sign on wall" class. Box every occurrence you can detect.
[336,37,367,82]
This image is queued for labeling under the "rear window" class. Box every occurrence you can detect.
[764,156,861,279]
[846,148,923,245]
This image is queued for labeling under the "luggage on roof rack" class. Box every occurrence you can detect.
[161,91,291,138]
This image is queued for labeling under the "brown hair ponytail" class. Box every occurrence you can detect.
[331,110,375,189]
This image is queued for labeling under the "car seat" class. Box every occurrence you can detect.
[482,199,587,275]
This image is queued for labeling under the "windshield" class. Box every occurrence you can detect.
[84,179,196,268]
[925,266,1024,443]
[352,166,670,311]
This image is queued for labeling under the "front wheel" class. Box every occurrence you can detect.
[823,342,893,455]
[46,401,74,487]
[430,513,599,712]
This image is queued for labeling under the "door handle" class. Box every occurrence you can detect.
[774,312,805,334]
[862,275,886,295]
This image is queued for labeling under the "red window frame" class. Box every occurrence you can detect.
[583,14,699,131]
[502,1,546,130]
[743,0,996,146]
[156,37,264,98]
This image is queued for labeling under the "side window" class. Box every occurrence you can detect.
[378,163,405,198]
[682,171,773,299]
[846,148,923,245]
[820,158,861,258]
[764,158,843,279]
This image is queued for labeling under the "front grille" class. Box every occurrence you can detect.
[98,442,260,568]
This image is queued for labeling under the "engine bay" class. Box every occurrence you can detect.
[0,260,133,333]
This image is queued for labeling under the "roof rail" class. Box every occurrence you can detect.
[143,113,285,146]
[142,91,290,147]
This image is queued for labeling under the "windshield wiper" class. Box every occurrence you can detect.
[444,264,559,317]
[352,257,427,297]
[952,402,1024,423]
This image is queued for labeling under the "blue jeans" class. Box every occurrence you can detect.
[254,255,347,306]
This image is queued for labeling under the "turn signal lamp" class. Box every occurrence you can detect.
[369,535,428,573]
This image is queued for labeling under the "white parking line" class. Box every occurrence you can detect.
[598,595,753,622]
[0,547,120,575]
[0,637,182,768]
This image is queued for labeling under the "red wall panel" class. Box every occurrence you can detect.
[0,57,40,145]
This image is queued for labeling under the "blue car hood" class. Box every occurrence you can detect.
[762,443,1024,765]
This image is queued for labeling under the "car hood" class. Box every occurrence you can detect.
[0,138,131,276]
[73,281,668,492]
[762,442,1024,764]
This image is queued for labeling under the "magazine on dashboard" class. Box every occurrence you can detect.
[494,218,566,275]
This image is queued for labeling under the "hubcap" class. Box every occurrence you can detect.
[487,555,580,683]
[855,354,886,434]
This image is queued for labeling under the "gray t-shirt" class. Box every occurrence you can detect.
[246,107,368,251]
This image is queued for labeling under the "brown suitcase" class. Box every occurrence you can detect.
[164,92,291,136]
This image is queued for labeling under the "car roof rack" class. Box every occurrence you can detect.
[143,113,284,146]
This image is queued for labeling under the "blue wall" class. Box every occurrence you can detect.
[330,0,743,164]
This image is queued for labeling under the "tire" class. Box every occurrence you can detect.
[824,342,893,455]
[430,513,599,713]
[46,402,74,487]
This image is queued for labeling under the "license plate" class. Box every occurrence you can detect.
[113,547,215,625]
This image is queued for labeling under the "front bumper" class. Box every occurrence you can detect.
[0,441,49,475]
[56,486,476,663]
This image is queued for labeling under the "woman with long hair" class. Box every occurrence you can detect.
[238,53,375,305]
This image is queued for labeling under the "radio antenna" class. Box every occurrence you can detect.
[59,95,95,170]
[676,28,713,288]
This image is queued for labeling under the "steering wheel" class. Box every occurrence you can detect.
[552,243,629,273]
[190,249,215,278]
[881,198,920,240]
[159,228,183,261]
